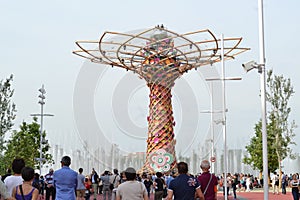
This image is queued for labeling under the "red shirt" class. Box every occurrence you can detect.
[197,172,218,200]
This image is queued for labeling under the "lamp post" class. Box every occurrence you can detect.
[201,82,225,174]
[258,1,268,199]
[31,85,54,175]
[241,1,268,198]
[206,34,242,200]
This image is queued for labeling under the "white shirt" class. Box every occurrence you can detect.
[4,175,23,196]
[271,174,278,185]
[0,180,10,199]
[116,181,147,200]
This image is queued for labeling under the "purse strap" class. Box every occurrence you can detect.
[203,174,212,196]
[159,178,166,189]
[112,175,117,184]
[19,185,25,200]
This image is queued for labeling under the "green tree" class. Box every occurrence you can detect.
[3,118,54,169]
[0,75,17,151]
[243,70,296,175]
[267,70,297,186]
[244,120,281,173]
[0,74,17,173]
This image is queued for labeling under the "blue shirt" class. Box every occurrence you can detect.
[77,174,86,190]
[53,166,78,200]
[166,176,174,187]
[169,174,201,200]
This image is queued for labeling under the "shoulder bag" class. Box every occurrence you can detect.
[203,174,212,196]
[110,175,117,190]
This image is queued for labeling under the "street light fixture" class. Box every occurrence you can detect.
[242,60,264,73]
[31,85,54,175]
[242,1,268,199]
[205,34,242,200]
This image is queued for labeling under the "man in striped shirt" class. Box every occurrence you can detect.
[45,168,55,200]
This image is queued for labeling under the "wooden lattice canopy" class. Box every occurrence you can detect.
[73,25,249,85]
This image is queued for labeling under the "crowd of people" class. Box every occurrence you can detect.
[1,156,300,200]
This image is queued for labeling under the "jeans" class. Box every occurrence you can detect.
[292,190,299,200]
[281,182,286,194]
[223,186,230,196]
[232,184,237,198]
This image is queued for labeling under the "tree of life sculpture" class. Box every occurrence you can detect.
[73,25,249,172]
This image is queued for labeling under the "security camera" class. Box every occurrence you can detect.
[242,60,257,72]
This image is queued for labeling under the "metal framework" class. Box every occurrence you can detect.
[73,25,249,172]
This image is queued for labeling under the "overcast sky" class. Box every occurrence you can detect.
[1,0,299,157]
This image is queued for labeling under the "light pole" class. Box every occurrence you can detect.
[31,85,54,175]
[241,1,268,198]
[242,61,268,197]
[258,1,268,199]
[201,82,224,174]
[206,34,242,200]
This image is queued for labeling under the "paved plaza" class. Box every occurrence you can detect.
[86,190,294,200]
[40,187,295,200]
[220,191,294,200]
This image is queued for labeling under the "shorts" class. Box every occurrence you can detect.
[77,189,86,197]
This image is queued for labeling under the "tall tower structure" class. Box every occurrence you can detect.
[74,25,249,172]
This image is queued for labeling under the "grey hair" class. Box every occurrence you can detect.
[200,160,210,169]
